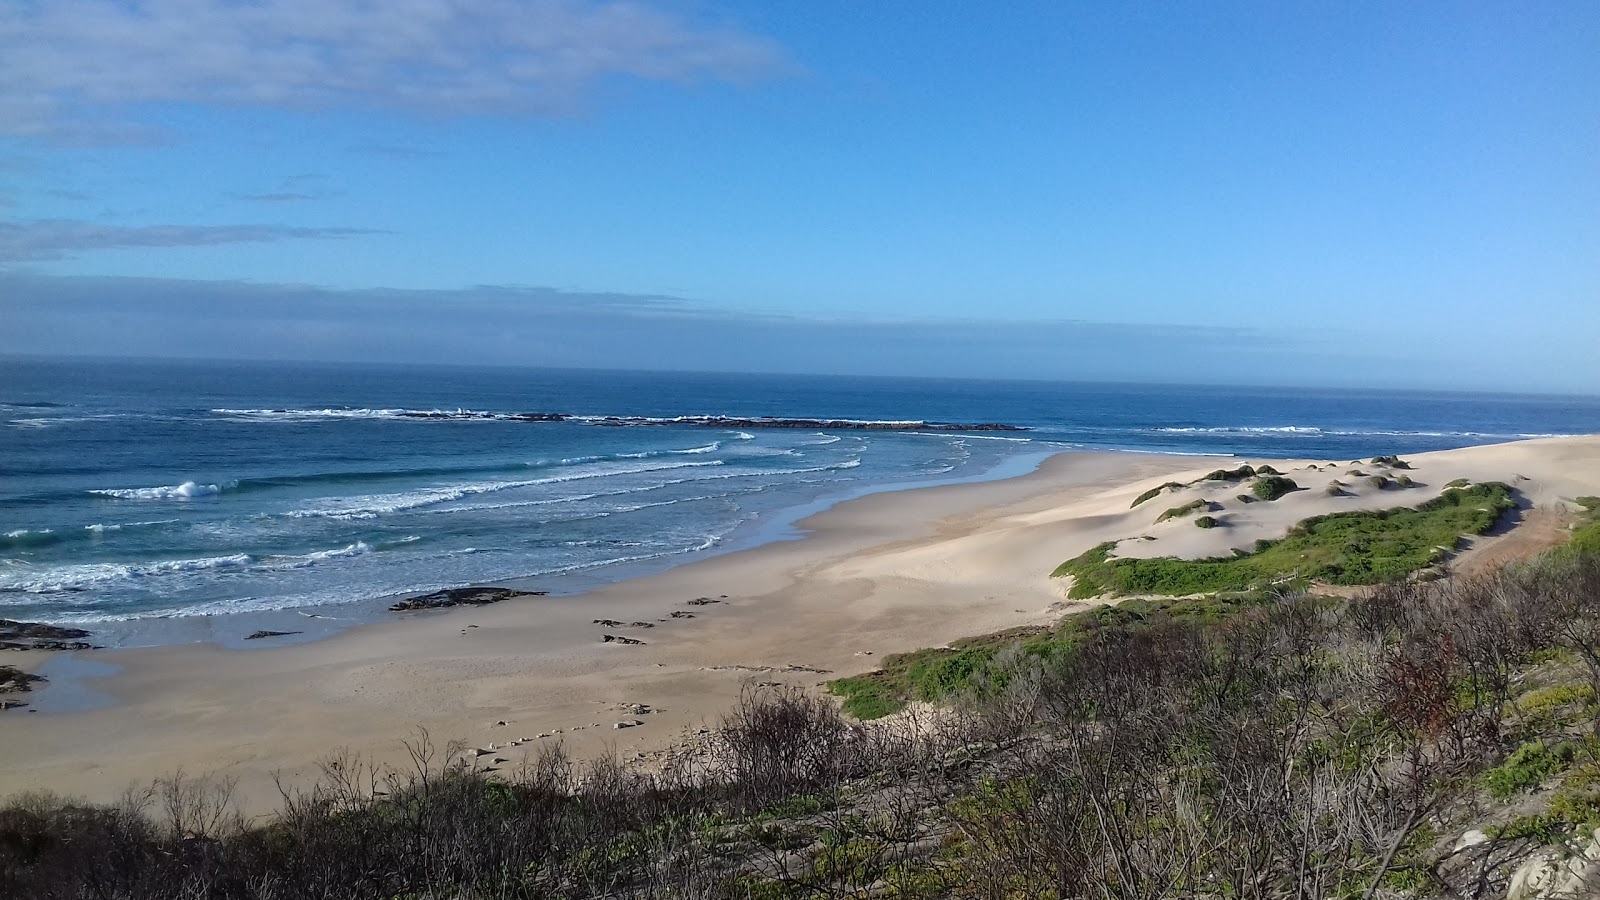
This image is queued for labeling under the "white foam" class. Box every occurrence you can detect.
[90,481,230,500]
[0,542,375,594]
[286,459,725,520]
[900,431,1033,442]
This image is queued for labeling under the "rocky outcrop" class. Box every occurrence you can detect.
[388,587,542,612]
[0,664,43,709]
[0,619,95,652]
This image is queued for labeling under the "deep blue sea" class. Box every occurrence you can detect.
[4,357,1597,642]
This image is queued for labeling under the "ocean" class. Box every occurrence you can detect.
[3,356,1596,646]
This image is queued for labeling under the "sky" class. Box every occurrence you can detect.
[1,1,1596,392]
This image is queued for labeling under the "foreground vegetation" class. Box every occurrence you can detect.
[5,490,1599,898]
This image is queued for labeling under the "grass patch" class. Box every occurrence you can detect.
[1446,478,1471,488]
[1131,482,1184,508]
[1055,483,1516,598]
[827,675,906,719]
[1157,499,1210,523]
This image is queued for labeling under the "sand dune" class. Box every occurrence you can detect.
[1,437,1596,815]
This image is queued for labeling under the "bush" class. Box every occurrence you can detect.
[1396,474,1415,488]
[1236,494,1256,504]
[1252,476,1298,501]
[1255,464,1279,475]
[1446,478,1471,488]
[1373,455,1412,469]
[1201,464,1256,482]
[1194,516,1219,529]
[1368,475,1390,490]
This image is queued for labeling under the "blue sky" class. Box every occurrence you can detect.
[2,2,1596,392]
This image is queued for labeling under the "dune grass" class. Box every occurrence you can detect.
[1130,482,1184,508]
[1155,498,1210,523]
[1055,482,1516,599]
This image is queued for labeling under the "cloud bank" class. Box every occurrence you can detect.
[0,0,786,141]
[0,272,1437,389]
[0,220,375,261]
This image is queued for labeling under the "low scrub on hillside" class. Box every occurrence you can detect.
[9,486,1600,899]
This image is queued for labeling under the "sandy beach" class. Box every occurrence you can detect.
[3,437,1598,815]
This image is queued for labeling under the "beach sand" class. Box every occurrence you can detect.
[2,437,1597,815]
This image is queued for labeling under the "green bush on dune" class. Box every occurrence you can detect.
[1055,482,1516,599]
[1251,475,1298,501]
[1131,482,1185,508]
[1201,464,1256,482]
[1156,499,1209,523]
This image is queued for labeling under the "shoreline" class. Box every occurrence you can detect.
[4,437,1599,815]
[32,448,1071,655]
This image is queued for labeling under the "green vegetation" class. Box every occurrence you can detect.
[1155,498,1210,523]
[1236,493,1255,503]
[1368,475,1390,490]
[1396,473,1415,488]
[1194,515,1219,528]
[1255,464,1280,475]
[1372,454,1412,469]
[1447,478,1471,488]
[1569,497,1600,555]
[1251,474,1298,500]
[1201,464,1256,482]
[1056,482,1515,599]
[1130,481,1184,508]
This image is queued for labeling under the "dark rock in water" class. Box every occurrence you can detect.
[0,619,96,652]
[389,587,541,612]
[245,630,302,640]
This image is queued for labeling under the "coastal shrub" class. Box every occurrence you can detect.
[1368,475,1390,490]
[1447,478,1471,488]
[1201,464,1256,482]
[1056,483,1516,597]
[1326,483,1346,497]
[1236,493,1255,504]
[1483,740,1580,798]
[1130,482,1184,508]
[1156,499,1209,523]
[1373,454,1412,469]
[1252,475,1298,501]
[1255,464,1280,475]
[1396,474,1415,488]
[1194,516,1219,529]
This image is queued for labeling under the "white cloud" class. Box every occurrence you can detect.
[0,0,787,141]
